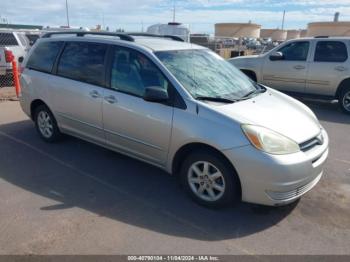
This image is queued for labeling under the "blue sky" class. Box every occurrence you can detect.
[1,0,350,33]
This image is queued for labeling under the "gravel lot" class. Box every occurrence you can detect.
[0,99,349,255]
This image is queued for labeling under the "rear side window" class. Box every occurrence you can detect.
[278,41,310,61]
[314,41,348,62]
[57,42,107,86]
[27,41,63,73]
[0,33,18,46]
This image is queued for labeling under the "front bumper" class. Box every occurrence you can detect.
[223,129,329,206]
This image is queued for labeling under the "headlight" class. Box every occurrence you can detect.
[242,124,300,155]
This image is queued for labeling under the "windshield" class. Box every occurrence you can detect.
[155,49,256,100]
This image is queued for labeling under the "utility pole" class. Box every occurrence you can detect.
[65,0,70,27]
[281,10,285,30]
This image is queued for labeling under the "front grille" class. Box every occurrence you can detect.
[267,174,322,201]
[300,133,324,152]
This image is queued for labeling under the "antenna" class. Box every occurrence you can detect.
[173,0,176,22]
[65,0,70,27]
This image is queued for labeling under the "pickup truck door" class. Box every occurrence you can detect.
[262,41,310,93]
[306,40,349,96]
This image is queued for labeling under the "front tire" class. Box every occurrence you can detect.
[34,105,61,142]
[340,86,350,114]
[180,151,240,208]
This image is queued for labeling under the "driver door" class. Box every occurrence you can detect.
[262,41,310,93]
[102,46,174,166]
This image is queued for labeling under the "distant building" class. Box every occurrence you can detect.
[215,23,261,38]
[0,23,43,30]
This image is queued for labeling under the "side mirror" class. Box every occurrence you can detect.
[269,52,284,61]
[18,56,24,63]
[143,86,169,103]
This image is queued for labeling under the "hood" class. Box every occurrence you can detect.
[228,55,264,69]
[202,89,321,144]
[231,55,260,60]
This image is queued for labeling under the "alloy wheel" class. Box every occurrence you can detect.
[343,91,350,112]
[37,111,54,138]
[187,161,226,202]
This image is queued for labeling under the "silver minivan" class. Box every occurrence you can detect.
[19,32,329,208]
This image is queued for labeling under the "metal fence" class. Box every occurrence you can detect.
[0,31,23,100]
[0,31,17,90]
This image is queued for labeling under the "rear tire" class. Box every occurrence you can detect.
[339,86,350,114]
[34,105,61,143]
[180,151,240,208]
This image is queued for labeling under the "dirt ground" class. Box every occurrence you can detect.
[0,86,17,101]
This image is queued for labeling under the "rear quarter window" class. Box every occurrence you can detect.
[26,41,63,73]
[0,33,19,46]
[314,41,348,62]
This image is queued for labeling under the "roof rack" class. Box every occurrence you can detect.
[127,33,184,42]
[314,36,329,38]
[41,31,135,42]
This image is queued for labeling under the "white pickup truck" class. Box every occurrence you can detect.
[229,37,350,114]
[0,30,33,83]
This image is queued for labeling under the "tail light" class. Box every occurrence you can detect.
[5,50,14,63]
[19,65,25,74]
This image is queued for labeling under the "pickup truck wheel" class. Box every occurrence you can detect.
[340,87,350,114]
[34,105,61,142]
[180,151,240,208]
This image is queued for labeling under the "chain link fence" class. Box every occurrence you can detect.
[0,31,22,100]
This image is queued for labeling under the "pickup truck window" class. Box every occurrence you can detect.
[278,41,309,61]
[314,41,348,63]
[27,41,63,73]
[0,33,18,46]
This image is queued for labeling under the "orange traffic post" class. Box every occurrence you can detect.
[12,60,21,98]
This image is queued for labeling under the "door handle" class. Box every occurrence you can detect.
[89,90,101,98]
[335,66,347,72]
[104,95,117,104]
[294,65,305,70]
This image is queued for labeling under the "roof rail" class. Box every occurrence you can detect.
[41,31,135,42]
[127,33,184,42]
[314,36,329,38]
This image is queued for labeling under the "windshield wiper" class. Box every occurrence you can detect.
[240,86,266,99]
[195,96,236,104]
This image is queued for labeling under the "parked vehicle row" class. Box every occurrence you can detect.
[0,30,40,85]
[229,36,350,114]
[19,32,328,208]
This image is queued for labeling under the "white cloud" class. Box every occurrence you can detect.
[1,0,350,33]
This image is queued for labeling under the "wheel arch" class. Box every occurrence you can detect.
[336,78,350,99]
[171,142,242,195]
[30,99,49,120]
